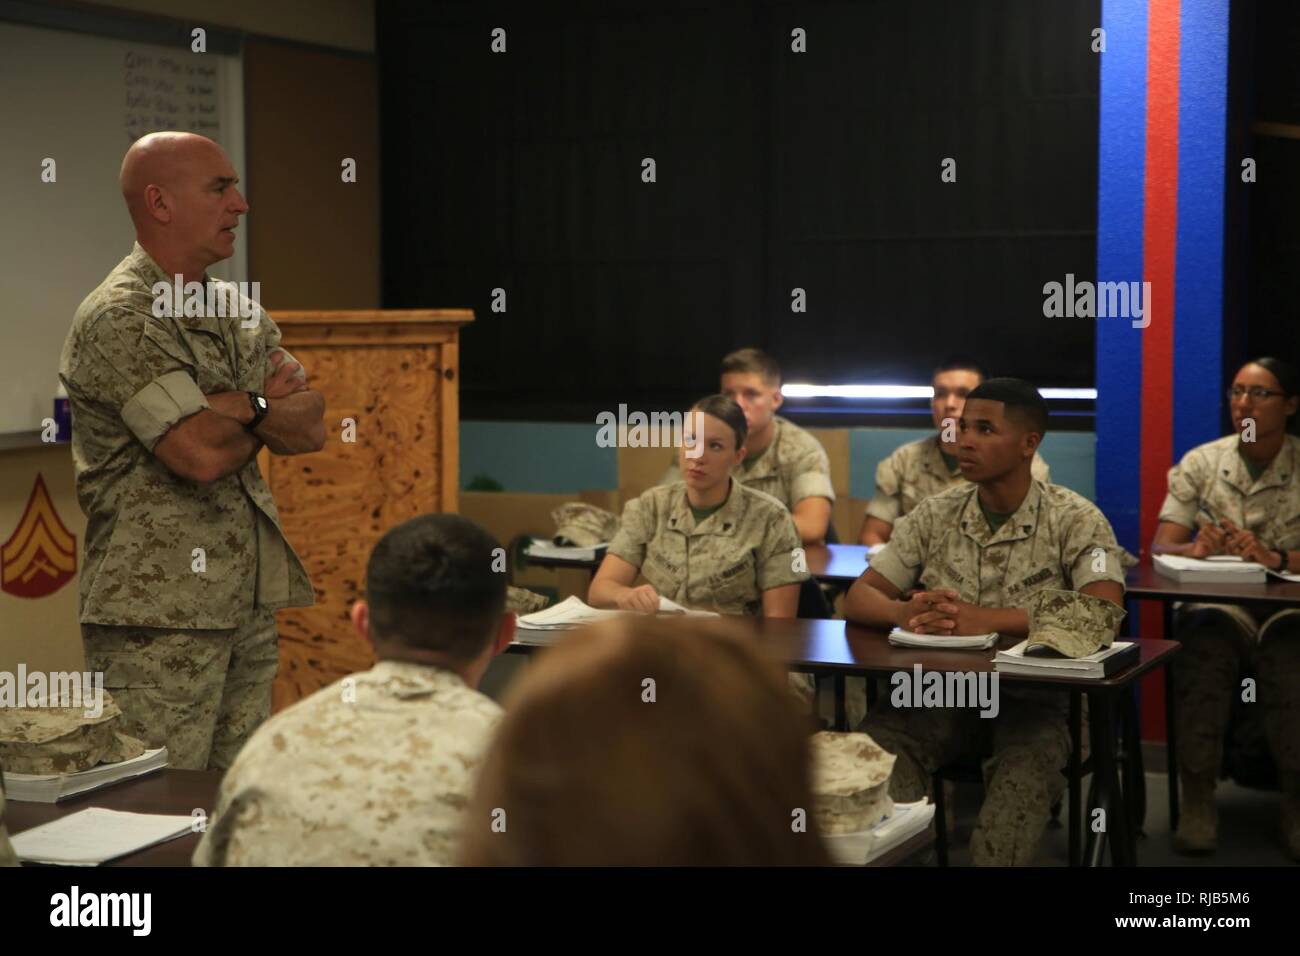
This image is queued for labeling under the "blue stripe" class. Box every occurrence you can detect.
[1095,0,1149,554]
[1174,0,1229,457]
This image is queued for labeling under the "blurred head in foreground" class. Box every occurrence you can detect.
[461,616,829,866]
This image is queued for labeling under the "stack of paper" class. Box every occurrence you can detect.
[525,537,607,562]
[888,628,998,649]
[1153,553,1267,583]
[516,595,721,642]
[823,799,936,866]
[994,640,1138,679]
[4,748,168,804]
[1267,569,1300,583]
[12,807,194,866]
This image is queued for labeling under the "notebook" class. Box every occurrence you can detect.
[823,799,936,866]
[1152,553,1267,583]
[888,628,998,649]
[994,640,1138,679]
[3,747,168,803]
[11,807,194,866]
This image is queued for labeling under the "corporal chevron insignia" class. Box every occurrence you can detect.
[2,474,77,599]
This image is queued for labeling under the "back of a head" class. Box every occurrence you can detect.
[365,514,507,660]
[461,617,829,866]
[965,376,1049,438]
[720,347,781,386]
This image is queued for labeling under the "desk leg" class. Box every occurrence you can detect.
[1088,688,1134,866]
[1069,690,1082,868]
[1122,688,1147,837]
[1165,660,1179,832]
[834,674,847,731]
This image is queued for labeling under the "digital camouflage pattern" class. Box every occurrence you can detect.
[193,659,502,866]
[862,478,1125,865]
[809,730,896,834]
[551,502,620,547]
[59,242,313,629]
[1027,588,1126,659]
[865,435,1051,527]
[0,691,144,774]
[0,771,17,867]
[1159,435,1300,837]
[608,481,808,615]
[81,606,279,771]
[506,586,549,615]
[660,416,835,510]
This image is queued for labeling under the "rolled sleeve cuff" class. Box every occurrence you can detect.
[791,472,835,504]
[867,545,916,593]
[121,370,209,450]
[865,496,901,525]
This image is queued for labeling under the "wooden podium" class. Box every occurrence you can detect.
[260,309,473,711]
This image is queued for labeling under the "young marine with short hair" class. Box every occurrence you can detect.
[844,378,1126,866]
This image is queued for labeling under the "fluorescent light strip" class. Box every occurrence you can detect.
[781,384,1097,401]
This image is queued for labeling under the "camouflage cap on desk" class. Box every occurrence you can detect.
[810,731,897,835]
[0,692,145,775]
[506,586,550,615]
[1027,588,1127,659]
[551,503,620,548]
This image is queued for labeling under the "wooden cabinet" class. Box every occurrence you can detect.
[261,309,472,710]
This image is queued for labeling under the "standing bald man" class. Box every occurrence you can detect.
[58,132,324,770]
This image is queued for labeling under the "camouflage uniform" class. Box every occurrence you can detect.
[865,435,1051,528]
[0,767,17,867]
[659,416,835,511]
[59,243,314,770]
[193,659,502,866]
[859,479,1127,865]
[1158,435,1300,852]
[607,480,808,615]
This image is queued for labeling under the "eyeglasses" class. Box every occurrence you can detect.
[1227,386,1285,401]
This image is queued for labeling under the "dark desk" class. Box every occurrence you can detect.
[1126,564,1300,605]
[511,616,1178,867]
[1123,564,1300,832]
[804,544,870,584]
[525,542,873,586]
[8,769,220,867]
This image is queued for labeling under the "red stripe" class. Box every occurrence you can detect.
[1139,0,1181,739]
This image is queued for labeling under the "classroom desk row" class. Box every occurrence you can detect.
[508,616,1178,867]
[7,754,930,868]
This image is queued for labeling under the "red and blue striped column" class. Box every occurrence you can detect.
[1096,0,1229,738]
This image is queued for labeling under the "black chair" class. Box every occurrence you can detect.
[930,689,1142,867]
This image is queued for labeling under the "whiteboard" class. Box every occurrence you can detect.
[0,20,244,434]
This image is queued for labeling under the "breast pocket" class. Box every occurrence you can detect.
[182,327,237,393]
[705,555,759,614]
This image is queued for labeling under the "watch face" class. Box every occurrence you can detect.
[254,395,269,412]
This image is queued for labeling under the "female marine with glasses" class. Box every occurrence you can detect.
[1151,357,1300,861]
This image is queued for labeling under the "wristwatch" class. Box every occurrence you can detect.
[245,392,270,432]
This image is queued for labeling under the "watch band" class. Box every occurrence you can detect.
[245,392,269,432]
[1277,549,1290,573]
